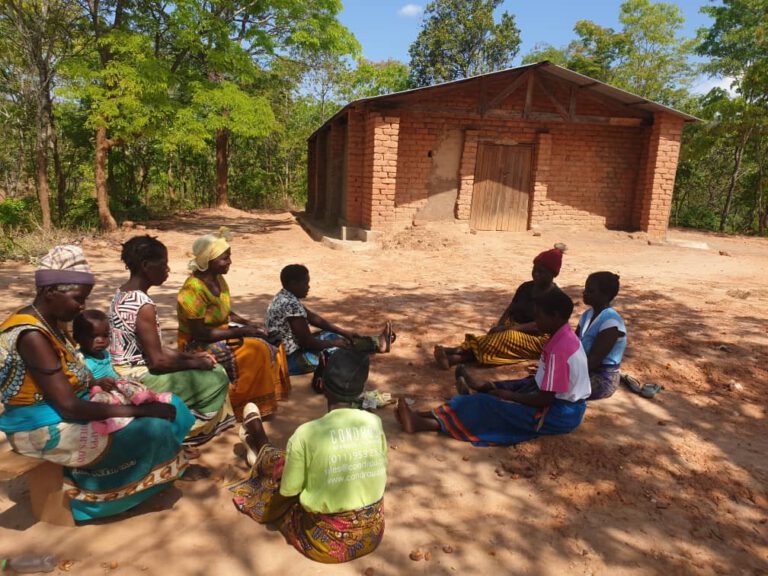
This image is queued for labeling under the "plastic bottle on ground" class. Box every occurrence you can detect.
[1,554,58,573]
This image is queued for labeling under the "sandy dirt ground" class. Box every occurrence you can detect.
[1,207,767,576]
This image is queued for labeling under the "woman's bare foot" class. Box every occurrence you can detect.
[434,345,450,370]
[396,399,440,433]
[455,364,493,393]
[396,399,417,433]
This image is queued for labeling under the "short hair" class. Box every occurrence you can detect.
[73,309,108,344]
[534,288,574,320]
[121,235,167,274]
[587,271,620,301]
[280,264,309,287]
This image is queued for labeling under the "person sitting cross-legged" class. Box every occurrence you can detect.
[397,289,591,446]
[577,272,627,401]
[230,349,387,564]
[264,264,394,376]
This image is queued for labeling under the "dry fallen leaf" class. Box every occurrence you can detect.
[58,560,75,572]
[409,549,424,561]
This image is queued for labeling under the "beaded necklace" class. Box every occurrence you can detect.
[29,303,70,346]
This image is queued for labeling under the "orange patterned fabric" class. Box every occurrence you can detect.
[0,312,89,406]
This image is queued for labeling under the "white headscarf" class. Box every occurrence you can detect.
[188,227,232,272]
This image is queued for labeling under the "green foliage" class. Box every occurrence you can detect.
[0,0,766,240]
[698,0,768,103]
[0,196,43,260]
[408,0,521,87]
[62,196,100,229]
[673,204,722,230]
[341,59,411,100]
[0,197,38,234]
[64,30,172,140]
[523,0,696,106]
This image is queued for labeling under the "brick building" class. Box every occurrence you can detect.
[305,61,697,241]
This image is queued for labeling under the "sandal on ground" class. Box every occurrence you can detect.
[178,463,212,482]
[620,374,664,399]
[640,383,664,398]
[434,345,450,370]
[239,402,262,467]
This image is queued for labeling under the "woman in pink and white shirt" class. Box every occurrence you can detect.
[397,289,590,446]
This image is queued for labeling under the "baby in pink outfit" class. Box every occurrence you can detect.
[89,380,173,434]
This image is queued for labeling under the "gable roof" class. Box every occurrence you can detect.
[311,61,698,137]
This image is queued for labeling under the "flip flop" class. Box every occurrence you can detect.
[640,383,664,398]
[384,321,396,353]
[239,402,262,466]
[620,373,642,394]
[621,374,664,399]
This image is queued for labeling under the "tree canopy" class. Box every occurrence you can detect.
[0,0,766,246]
[408,0,521,87]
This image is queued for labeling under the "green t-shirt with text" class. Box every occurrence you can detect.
[280,408,387,514]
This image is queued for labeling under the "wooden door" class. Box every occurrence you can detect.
[469,143,532,231]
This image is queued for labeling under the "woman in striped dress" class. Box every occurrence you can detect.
[434,245,565,369]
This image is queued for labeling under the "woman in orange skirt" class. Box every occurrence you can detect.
[177,228,290,419]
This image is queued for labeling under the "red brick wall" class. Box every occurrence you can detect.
[350,109,646,230]
[344,109,365,226]
[634,112,684,240]
[330,73,683,237]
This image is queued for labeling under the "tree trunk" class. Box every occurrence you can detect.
[166,162,175,201]
[719,127,752,232]
[49,101,66,225]
[757,154,766,235]
[215,127,229,207]
[35,85,52,229]
[95,125,118,231]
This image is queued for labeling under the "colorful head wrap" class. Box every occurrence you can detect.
[533,244,566,277]
[188,227,232,272]
[35,245,95,288]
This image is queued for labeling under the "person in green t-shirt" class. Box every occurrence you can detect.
[230,349,387,564]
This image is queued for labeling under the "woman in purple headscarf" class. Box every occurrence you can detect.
[0,245,195,523]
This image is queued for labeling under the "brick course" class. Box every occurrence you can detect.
[311,67,688,239]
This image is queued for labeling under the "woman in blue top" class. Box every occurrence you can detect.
[577,272,627,400]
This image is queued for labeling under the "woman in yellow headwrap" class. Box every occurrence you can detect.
[177,229,290,419]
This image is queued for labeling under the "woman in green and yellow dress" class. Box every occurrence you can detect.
[177,229,290,419]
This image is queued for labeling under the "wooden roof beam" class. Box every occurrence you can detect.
[523,71,535,119]
[535,74,570,121]
[407,104,649,126]
[480,69,532,115]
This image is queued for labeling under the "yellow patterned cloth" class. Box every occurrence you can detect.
[231,445,385,564]
[461,329,549,365]
[177,275,290,419]
[0,313,89,406]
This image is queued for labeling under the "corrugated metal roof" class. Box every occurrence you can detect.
[310,61,698,138]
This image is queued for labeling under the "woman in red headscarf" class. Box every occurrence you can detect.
[434,244,565,369]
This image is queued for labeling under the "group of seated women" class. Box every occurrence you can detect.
[0,236,625,565]
[410,245,627,445]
